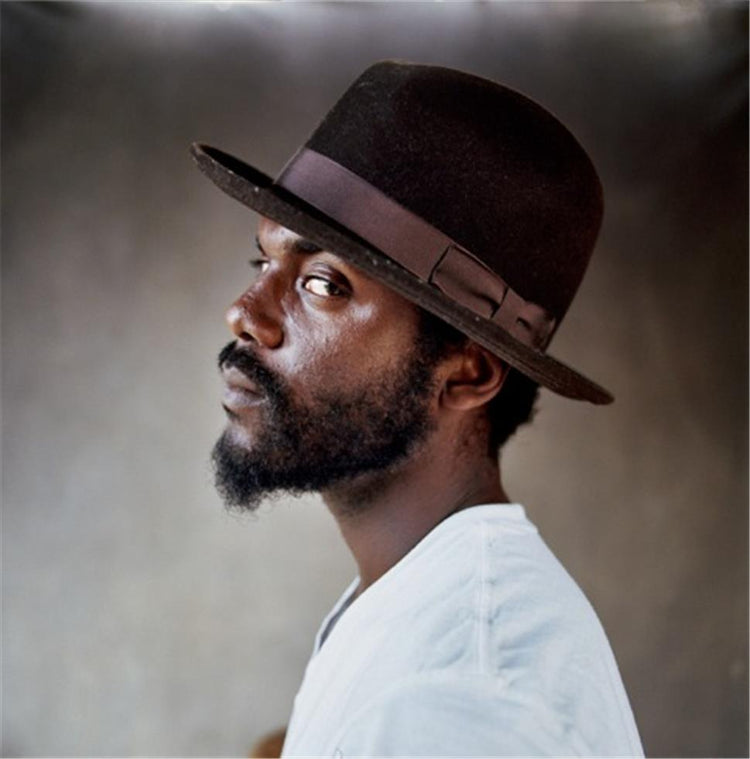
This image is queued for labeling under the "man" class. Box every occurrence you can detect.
[192,61,643,756]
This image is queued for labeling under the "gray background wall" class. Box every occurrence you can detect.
[2,2,747,756]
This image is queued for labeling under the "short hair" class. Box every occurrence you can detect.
[417,308,539,456]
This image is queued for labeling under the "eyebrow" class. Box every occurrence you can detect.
[254,235,323,256]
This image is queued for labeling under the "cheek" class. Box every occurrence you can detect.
[278,302,420,398]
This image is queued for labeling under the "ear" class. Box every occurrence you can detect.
[440,342,508,411]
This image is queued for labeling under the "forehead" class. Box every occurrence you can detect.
[257,217,322,254]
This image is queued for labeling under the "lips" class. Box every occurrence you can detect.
[221,365,266,414]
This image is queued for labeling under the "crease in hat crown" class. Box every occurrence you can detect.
[191,60,613,404]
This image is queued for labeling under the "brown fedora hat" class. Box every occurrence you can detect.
[191,61,612,404]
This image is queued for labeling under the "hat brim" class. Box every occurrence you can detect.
[191,143,613,404]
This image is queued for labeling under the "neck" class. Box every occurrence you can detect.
[322,423,508,594]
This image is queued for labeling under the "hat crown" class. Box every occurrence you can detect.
[304,61,603,320]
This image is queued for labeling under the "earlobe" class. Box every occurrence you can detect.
[441,345,508,411]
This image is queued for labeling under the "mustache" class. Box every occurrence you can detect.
[218,342,287,399]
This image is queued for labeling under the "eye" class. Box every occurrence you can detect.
[249,258,270,274]
[302,275,346,298]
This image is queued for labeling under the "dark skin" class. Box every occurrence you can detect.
[224,218,509,593]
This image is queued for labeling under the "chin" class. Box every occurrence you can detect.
[222,417,262,451]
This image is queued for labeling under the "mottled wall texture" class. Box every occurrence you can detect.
[2,2,747,757]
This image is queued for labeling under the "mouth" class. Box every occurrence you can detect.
[221,365,266,415]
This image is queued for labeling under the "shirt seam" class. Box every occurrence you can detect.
[477,519,489,674]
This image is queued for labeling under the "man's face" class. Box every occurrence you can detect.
[212,218,443,511]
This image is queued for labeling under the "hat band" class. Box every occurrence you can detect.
[276,148,556,350]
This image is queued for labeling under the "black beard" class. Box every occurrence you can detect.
[211,340,438,512]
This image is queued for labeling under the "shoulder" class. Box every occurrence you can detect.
[344,505,613,679]
[389,505,605,670]
[338,507,642,756]
[285,506,643,757]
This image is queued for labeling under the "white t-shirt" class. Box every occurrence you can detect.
[282,504,643,757]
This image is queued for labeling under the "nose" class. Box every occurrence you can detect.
[225,288,284,349]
